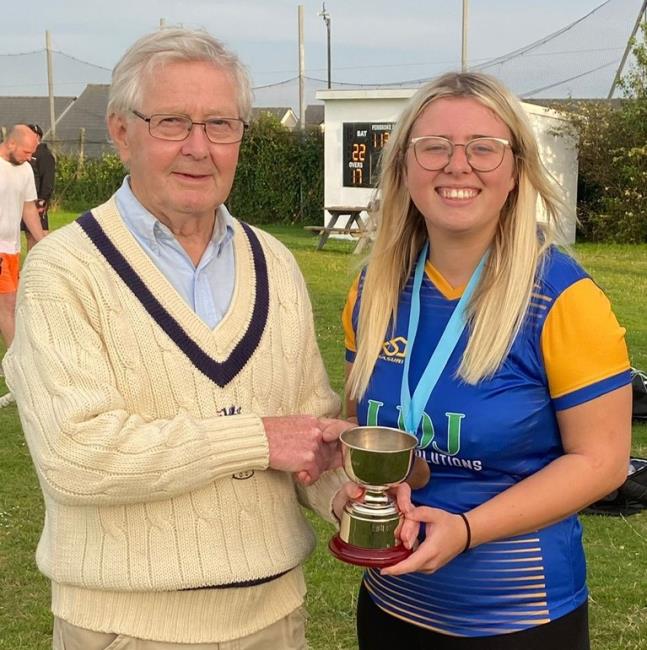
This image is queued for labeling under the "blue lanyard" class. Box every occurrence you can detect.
[400,243,487,437]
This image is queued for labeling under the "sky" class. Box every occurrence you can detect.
[1,0,644,103]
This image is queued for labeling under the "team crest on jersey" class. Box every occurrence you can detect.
[379,336,407,363]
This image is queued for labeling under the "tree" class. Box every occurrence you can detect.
[558,22,647,242]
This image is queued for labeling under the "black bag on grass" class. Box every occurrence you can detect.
[583,458,647,516]
[632,368,647,421]
[583,370,647,515]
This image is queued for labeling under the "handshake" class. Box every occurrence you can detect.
[262,415,352,486]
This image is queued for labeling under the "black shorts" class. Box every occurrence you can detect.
[20,213,49,232]
[357,581,590,650]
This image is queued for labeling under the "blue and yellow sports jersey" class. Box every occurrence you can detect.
[343,247,630,637]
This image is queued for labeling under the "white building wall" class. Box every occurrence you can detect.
[523,103,578,244]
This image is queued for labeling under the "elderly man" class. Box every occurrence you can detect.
[0,124,46,349]
[5,29,346,650]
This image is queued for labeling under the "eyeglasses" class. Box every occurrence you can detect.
[410,136,512,172]
[132,110,248,144]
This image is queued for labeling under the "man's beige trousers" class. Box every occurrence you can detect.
[53,609,307,650]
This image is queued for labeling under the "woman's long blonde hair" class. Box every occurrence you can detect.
[347,72,566,400]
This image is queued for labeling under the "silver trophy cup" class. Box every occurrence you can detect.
[329,426,418,567]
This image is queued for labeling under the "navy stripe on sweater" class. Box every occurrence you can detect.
[77,211,269,387]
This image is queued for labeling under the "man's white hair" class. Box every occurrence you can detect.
[107,28,253,122]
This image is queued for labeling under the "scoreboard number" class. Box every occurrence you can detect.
[343,122,394,188]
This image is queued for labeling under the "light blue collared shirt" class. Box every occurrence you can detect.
[115,177,235,329]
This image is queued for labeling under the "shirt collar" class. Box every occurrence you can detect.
[115,175,235,255]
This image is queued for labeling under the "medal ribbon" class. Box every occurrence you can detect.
[400,242,487,437]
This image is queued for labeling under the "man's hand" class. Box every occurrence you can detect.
[318,416,355,442]
[293,417,354,485]
[263,415,331,485]
[22,201,46,242]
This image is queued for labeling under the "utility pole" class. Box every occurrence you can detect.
[608,0,647,98]
[461,0,469,72]
[298,5,305,129]
[318,2,332,88]
[46,31,56,142]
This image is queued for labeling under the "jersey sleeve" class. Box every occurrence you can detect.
[342,274,360,362]
[541,277,631,410]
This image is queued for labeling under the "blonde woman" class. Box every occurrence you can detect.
[340,72,632,649]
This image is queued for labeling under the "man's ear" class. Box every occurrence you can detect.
[107,112,131,164]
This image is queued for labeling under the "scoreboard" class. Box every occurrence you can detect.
[342,122,394,188]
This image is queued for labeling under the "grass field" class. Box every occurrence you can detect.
[0,213,645,649]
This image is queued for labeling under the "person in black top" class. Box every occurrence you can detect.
[22,123,55,249]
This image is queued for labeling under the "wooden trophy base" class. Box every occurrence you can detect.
[329,534,412,568]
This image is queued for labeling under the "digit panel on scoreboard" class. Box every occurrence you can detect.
[342,122,394,188]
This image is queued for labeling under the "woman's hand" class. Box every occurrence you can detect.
[406,455,431,490]
[331,481,365,522]
[382,507,469,576]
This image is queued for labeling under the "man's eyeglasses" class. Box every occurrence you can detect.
[132,110,248,144]
[410,136,512,172]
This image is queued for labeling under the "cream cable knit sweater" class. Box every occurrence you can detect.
[5,197,344,643]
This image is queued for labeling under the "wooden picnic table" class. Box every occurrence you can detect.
[304,206,374,254]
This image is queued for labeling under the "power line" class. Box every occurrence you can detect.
[2,43,626,78]
[256,45,624,77]
[1,56,625,94]
[0,47,112,71]
[0,81,104,89]
[0,48,43,56]
[55,50,112,71]
[476,0,614,71]
[251,76,299,90]
[520,60,618,96]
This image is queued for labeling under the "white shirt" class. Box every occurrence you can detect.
[0,157,37,253]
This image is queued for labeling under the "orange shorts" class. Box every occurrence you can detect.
[0,253,20,293]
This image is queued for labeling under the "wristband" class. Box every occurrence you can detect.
[458,512,471,553]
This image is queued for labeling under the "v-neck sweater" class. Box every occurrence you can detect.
[5,197,343,643]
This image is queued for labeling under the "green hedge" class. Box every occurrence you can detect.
[551,26,647,243]
[554,99,647,243]
[53,114,324,226]
[54,152,125,211]
[229,114,324,224]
